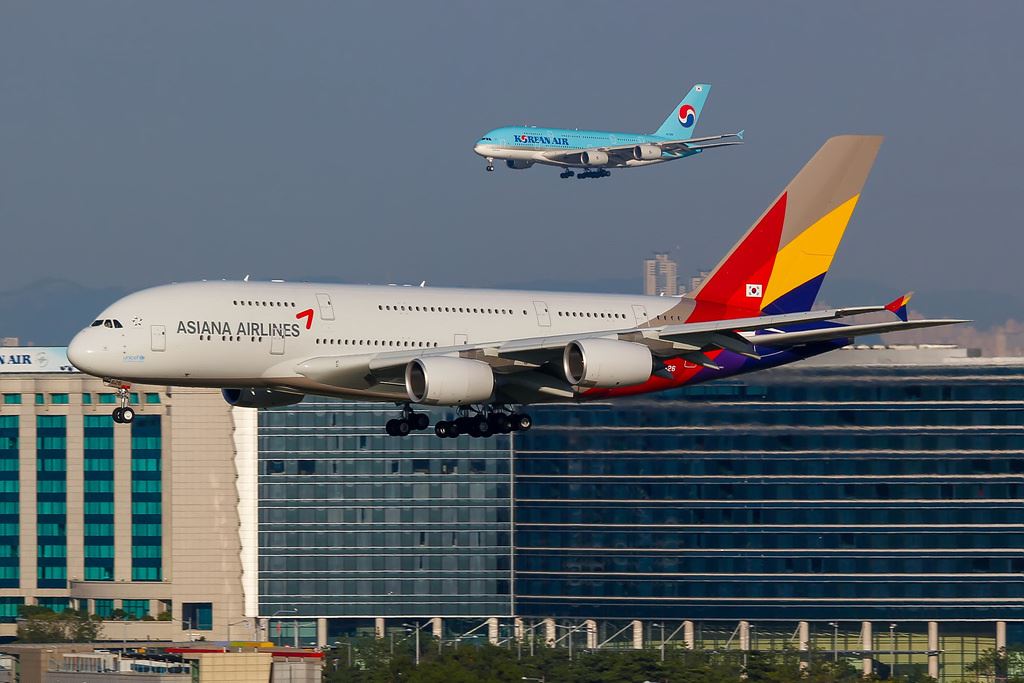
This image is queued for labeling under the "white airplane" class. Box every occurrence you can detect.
[68,136,963,438]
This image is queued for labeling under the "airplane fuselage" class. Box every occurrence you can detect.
[474,126,698,169]
[67,280,835,404]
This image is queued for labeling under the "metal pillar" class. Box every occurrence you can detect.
[684,621,695,649]
[544,618,556,647]
[317,618,327,648]
[374,617,385,639]
[431,618,443,640]
[997,620,1007,651]
[928,621,939,680]
[487,617,499,645]
[631,620,643,649]
[739,621,751,651]
[585,620,598,649]
[861,621,872,677]
[798,621,810,671]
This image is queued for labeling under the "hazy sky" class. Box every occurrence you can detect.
[2,2,1021,308]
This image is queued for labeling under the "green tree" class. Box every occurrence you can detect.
[16,606,103,643]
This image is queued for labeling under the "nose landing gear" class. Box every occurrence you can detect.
[485,157,495,172]
[108,383,135,424]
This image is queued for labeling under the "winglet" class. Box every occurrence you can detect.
[736,129,745,141]
[884,292,913,322]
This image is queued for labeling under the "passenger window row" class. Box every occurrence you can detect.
[315,338,439,348]
[378,304,527,315]
[556,311,627,320]
[233,300,296,308]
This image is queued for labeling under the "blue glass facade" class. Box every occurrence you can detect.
[258,400,513,620]
[83,414,115,581]
[36,415,67,588]
[0,415,18,588]
[513,364,1024,622]
[130,415,163,581]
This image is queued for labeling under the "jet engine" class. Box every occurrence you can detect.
[633,144,661,161]
[222,388,305,408]
[405,356,495,406]
[505,159,534,170]
[563,339,653,388]
[580,150,609,166]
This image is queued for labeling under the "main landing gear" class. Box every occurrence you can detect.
[559,169,576,179]
[383,405,533,438]
[434,407,532,439]
[385,405,430,437]
[576,168,610,179]
[110,385,135,424]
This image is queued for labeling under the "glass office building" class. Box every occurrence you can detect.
[257,399,513,641]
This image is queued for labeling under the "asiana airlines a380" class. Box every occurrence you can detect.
[68,136,964,438]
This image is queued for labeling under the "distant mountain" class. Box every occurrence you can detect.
[0,279,126,346]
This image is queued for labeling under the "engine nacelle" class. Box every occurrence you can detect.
[563,339,653,389]
[505,159,534,170]
[633,144,661,161]
[405,356,495,406]
[222,388,305,408]
[580,150,609,166]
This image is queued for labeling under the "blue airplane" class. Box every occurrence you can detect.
[473,83,743,179]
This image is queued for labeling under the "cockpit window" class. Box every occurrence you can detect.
[103,320,113,328]
[91,320,103,327]
[480,137,492,141]
[112,320,123,329]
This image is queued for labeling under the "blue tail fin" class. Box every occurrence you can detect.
[654,83,710,138]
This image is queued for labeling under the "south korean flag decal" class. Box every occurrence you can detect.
[745,283,763,298]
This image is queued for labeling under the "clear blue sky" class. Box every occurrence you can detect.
[1,2,1021,310]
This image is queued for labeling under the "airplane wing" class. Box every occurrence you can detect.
[541,131,744,165]
[295,305,964,392]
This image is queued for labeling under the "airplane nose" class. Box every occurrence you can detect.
[67,329,100,375]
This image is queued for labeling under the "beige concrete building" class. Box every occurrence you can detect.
[642,252,679,296]
[0,353,252,643]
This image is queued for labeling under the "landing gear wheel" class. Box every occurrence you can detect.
[455,416,473,434]
[486,157,495,172]
[412,413,430,431]
[510,413,533,431]
[474,415,493,438]
[559,170,575,179]
[386,419,398,436]
[435,421,452,438]
[395,419,411,436]
[120,406,135,424]
[488,413,511,434]
[112,408,124,424]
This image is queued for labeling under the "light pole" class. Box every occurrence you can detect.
[332,641,352,668]
[402,621,430,666]
[652,623,666,662]
[227,618,250,647]
[271,609,298,647]
[519,621,542,660]
[829,622,839,663]
[889,623,897,679]
[554,623,584,661]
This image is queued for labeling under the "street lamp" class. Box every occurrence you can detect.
[652,623,666,662]
[554,623,585,661]
[402,621,431,666]
[271,609,298,647]
[332,641,352,668]
[828,622,839,663]
[226,618,251,648]
[889,623,897,679]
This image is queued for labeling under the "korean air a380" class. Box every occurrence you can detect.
[68,136,964,438]
[473,83,743,179]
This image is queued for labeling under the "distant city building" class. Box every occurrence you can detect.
[686,269,710,295]
[643,253,679,296]
[0,340,18,349]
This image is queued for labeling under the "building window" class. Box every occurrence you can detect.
[93,599,114,618]
[50,394,69,405]
[182,602,213,630]
[81,393,92,404]
[2,394,20,405]
[122,599,149,619]
[35,393,44,405]
[98,394,117,405]
[144,393,161,404]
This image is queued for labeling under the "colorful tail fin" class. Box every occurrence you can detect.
[688,135,884,322]
[885,292,913,322]
[654,84,710,139]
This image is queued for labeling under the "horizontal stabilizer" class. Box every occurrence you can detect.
[751,318,969,348]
